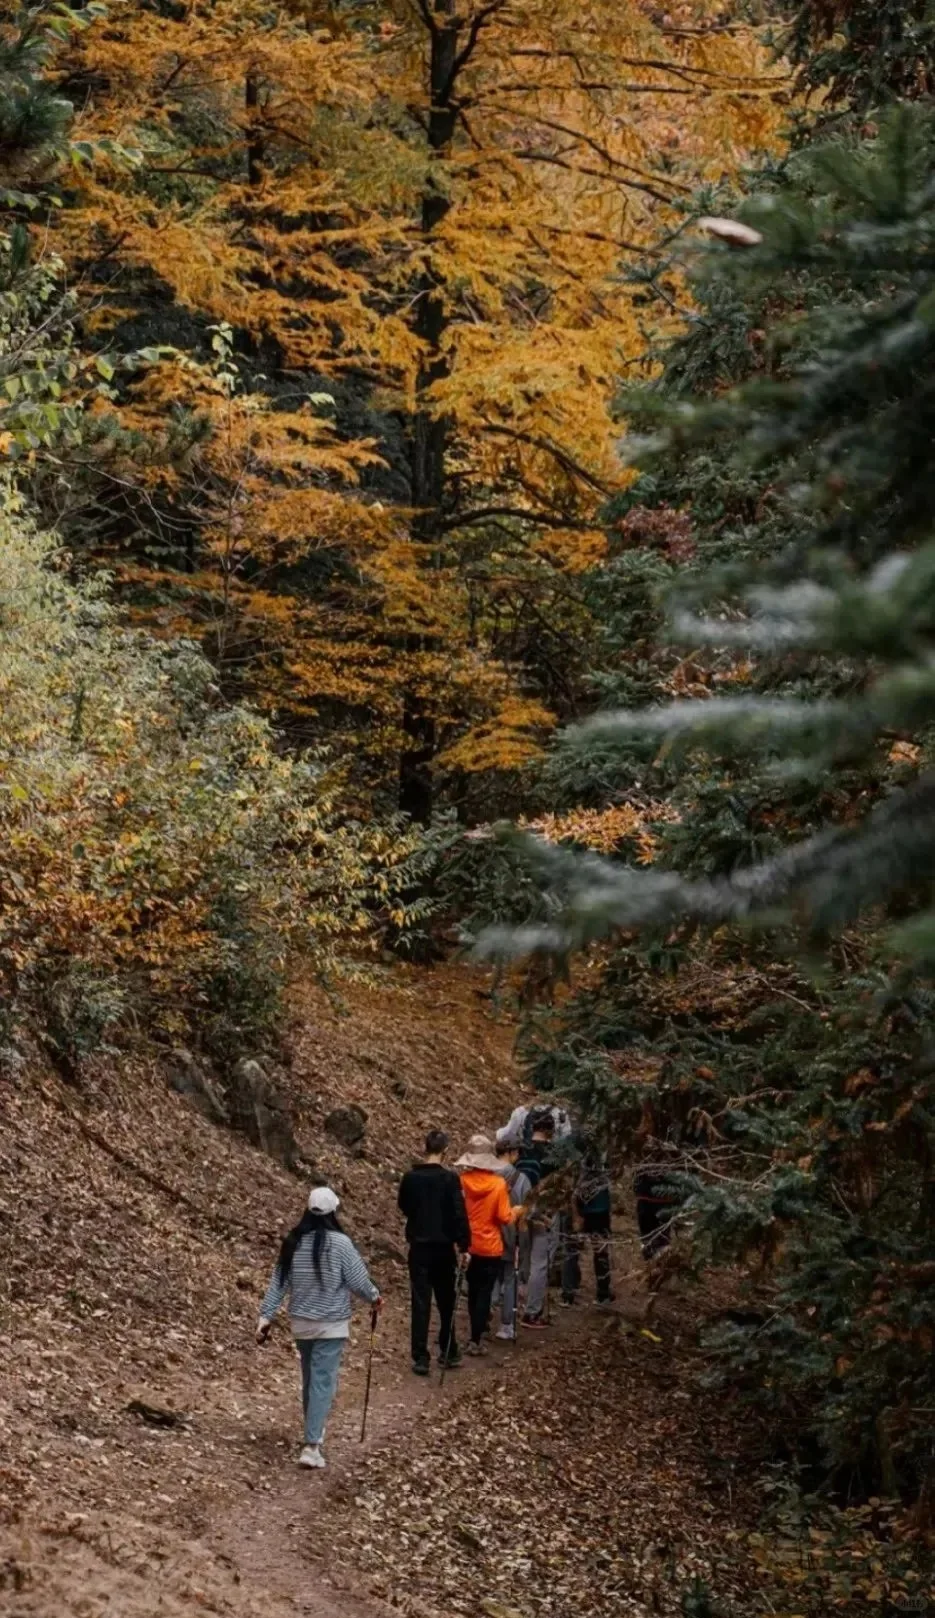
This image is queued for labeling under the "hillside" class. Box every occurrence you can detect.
[0,967,515,1613]
[0,964,765,1618]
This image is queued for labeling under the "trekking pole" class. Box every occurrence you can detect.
[440,1259,467,1388]
[359,1304,379,1443]
[511,1237,521,1345]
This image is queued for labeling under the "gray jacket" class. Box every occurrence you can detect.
[498,1165,531,1259]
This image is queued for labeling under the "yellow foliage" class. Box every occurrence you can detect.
[0,490,436,1052]
[522,802,680,862]
[54,0,789,789]
[439,696,557,775]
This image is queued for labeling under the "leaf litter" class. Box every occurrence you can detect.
[312,1315,761,1618]
[0,963,768,1618]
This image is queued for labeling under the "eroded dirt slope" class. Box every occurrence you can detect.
[0,966,519,1617]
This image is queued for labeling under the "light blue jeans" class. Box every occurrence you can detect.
[525,1216,559,1317]
[297,1337,345,1446]
[499,1255,518,1329]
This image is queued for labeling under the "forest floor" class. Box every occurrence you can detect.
[0,964,766,1618]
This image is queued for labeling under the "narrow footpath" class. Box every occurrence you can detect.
[206,1234,760,1618]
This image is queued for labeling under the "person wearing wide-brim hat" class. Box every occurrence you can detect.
[454,1136,526,1354]
[257,1187,382,1469]
[454,1134,505,1174]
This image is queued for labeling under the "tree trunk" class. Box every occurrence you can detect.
[399,691,437,824]
[399,0,459,823]
[245,70,264,187]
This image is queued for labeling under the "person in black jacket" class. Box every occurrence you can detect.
[398,1129,471,1375]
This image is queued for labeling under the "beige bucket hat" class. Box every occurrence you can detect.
[454,1133,503,1173]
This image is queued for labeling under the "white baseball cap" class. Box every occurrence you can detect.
[308,1186,340,1215]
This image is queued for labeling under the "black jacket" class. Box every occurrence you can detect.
[398,1163,471,1250]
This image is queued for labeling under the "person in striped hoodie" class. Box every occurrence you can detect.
[257,1186,382,1469]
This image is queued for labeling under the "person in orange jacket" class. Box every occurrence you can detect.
[454,1135,525,1355]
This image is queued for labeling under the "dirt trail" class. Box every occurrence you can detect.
[0,965,522,1617]
[0,964,757,1618]
[208,1263,754,1618]
[209,1304,587,1618]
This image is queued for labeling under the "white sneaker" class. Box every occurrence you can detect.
[496,1326,515,1341]
[298,1444,325,1469]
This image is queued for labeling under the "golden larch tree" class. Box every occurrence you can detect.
[55,0,787,815]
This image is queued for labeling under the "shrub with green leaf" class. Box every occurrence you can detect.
[0,486,431,1070]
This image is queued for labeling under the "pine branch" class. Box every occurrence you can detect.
[478,774,935,953]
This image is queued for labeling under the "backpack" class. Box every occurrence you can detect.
[523,1104,570,1144]
[505,1164,525,1200]
[576,1155,610,1211]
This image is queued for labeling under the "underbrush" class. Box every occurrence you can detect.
[746,1479,935,1615]
[0,489,429,1075]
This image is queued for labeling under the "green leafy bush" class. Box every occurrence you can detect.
[0,489,431,1066]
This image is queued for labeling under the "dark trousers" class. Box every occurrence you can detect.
[467,1255,501,1345]
[635,1173,676,1260]
[561,1210,612,1301]
[408,1241,457,1364]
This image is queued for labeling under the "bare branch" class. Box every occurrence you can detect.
[537,220,659,257]
[515,147,682,206]
[481,423,611,494]
[445,0,511,94]
[509,44,781,89]
[407,0,440,39]
[469,78,694,99]
[508,108,692,195]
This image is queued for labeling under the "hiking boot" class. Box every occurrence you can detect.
[495,1325,515,1341]
[559,1294,576,1307]
[412,1358,431,1376]
[298,1444,325,1469]
[466,1341,488,1356]
[521,1313,547,1330]
[438,1348,462,1369]
[594,1292,617,1310]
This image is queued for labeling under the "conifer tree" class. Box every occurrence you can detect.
[0,2,81,201]
[492,106,935,953]
[0,2,130,458]
[484,102,935,1493]
[787,0,935,110]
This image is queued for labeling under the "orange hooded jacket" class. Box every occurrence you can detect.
[460,1169,523,1259]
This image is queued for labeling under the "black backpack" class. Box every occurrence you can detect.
[523,1104,568,1144]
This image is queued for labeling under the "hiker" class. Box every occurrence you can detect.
[561,1141,614,1307]
[494,1131,533,1340]
[397,1128,471,1376]
[634,1163,680,1260]
[515,1110,558,1329]
[454,1134,525,1355]
[500,1100,573,1148]
[256,1186,381,1470]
